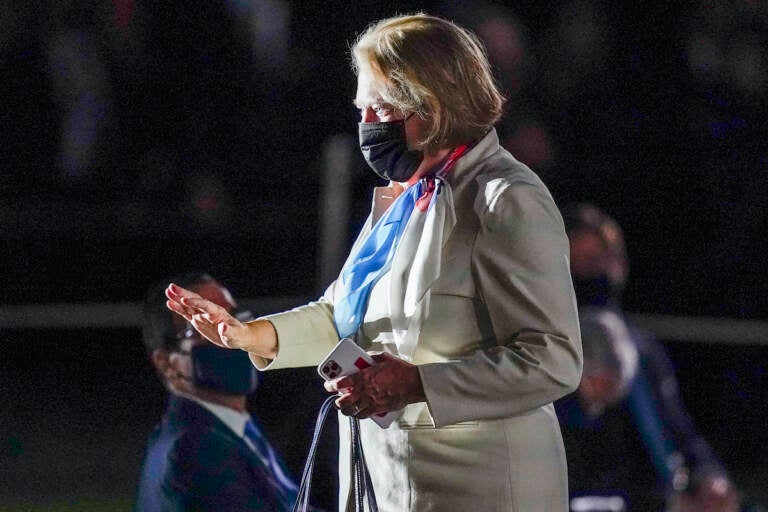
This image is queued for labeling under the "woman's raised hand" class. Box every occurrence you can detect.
[165,283,252,350]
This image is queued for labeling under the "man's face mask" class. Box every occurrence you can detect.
[178,344,259,395]
[572,274,628,308]
[358,113,423,182]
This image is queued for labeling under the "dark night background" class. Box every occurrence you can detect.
[1,1,766,510]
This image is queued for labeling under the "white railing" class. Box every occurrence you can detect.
[1,301,766,346]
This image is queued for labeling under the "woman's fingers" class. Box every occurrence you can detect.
[324,354,424,416]
[166,284,215,312]
[329,375,384,417]
[165,299,192,321]
[165,284,202,318]
[324,374,357,393]
[163,282,259,351]
[167,282,199,299]
[181,297,223,321]
[334,389,372,417]
[167,284,225,322]
[166,283,199,305]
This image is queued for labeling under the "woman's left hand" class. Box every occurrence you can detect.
[324,352,426,418]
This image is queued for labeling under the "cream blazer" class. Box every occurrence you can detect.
[258,129,583,512]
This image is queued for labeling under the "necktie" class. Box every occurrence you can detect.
[244,419,298,511]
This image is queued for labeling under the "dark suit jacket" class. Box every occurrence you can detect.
[555,306,728,511]
[134,395,294,511]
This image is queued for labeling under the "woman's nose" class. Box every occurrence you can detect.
[361,107,378,123]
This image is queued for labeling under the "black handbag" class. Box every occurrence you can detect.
[292,395,379,512]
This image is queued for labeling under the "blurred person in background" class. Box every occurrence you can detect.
[135,272,303,512]
[557,203,742,512]
[165,13,582,512]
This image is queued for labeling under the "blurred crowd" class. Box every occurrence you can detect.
[1,1,766,511]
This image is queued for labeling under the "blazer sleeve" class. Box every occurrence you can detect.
[419,175,583,427]
[632,330,728,484]
[251,215,377,371]
[253,286,341,371]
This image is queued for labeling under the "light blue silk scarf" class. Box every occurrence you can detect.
[333,180,426,339]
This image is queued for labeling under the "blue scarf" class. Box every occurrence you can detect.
[333,181,426,338]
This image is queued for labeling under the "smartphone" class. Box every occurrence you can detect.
[317,338,398,428]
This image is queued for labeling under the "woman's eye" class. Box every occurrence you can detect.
[372,104,391,117]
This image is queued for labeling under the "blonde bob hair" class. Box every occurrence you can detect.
[352,13,505,154]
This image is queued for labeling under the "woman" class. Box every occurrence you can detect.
[167,14,582,511]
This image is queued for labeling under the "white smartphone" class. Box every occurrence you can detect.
[317,338,398,428]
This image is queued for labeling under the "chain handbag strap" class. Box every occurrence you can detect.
[292,396,379,512]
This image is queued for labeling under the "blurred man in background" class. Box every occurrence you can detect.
[557,203,741,512]
[135,272,300,511]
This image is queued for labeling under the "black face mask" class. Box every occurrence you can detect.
[179,345,259,395]
[358,116,423,182]
[572,275,624,308]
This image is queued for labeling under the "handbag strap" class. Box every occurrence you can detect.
[292,395,335,512]
[350,416,379,512]
[292,396,380,512]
